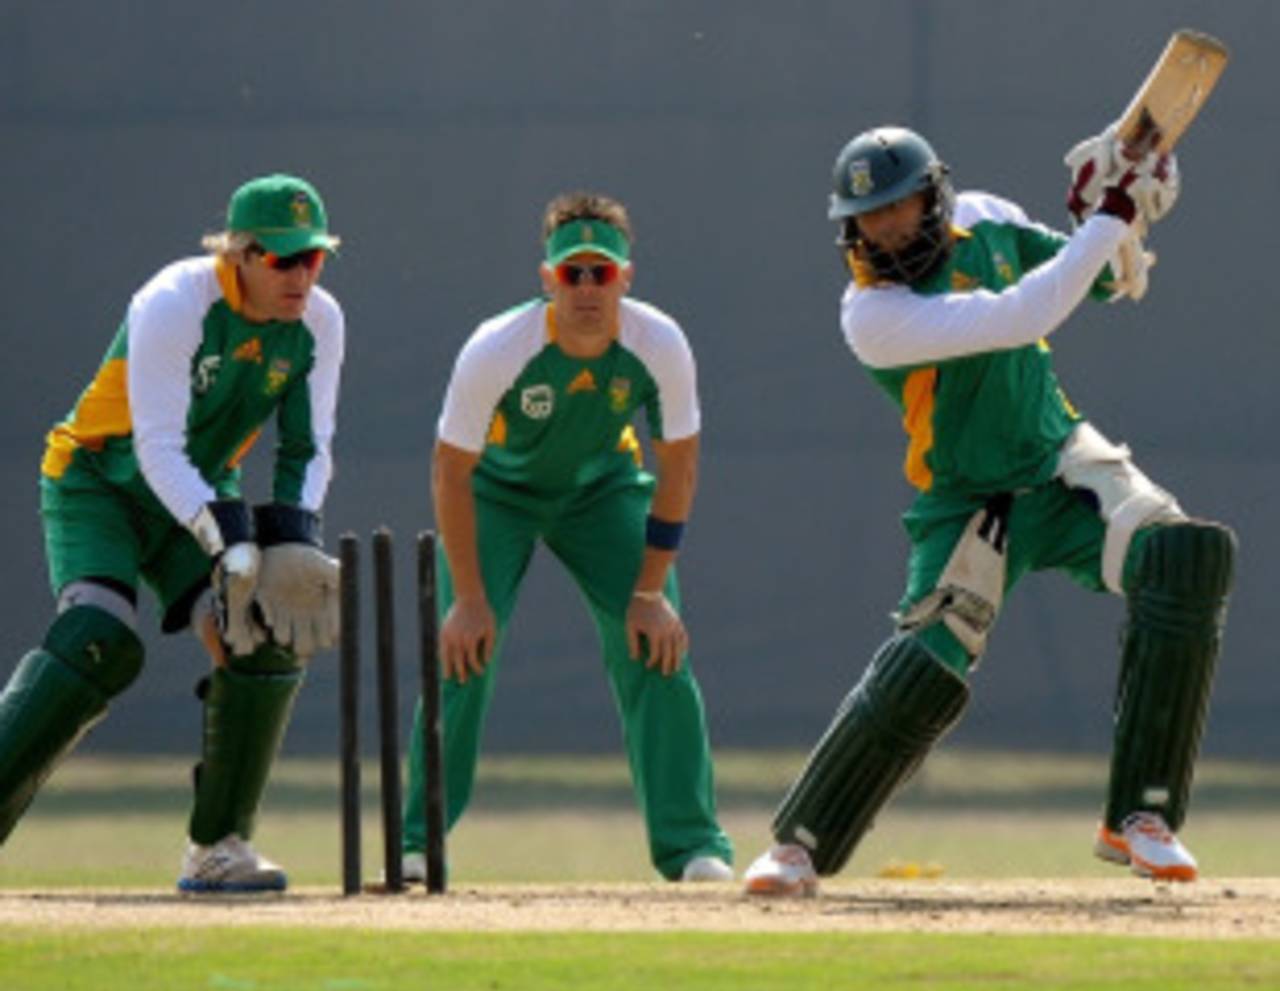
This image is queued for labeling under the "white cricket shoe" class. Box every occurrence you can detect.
[743,843,819,897]
[1094,811,1198,882]
[401,851,426,883]
[680,855,734,882]
[177,833,287,893]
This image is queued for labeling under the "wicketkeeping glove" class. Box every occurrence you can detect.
[214,542,267,655]
[190,501,267,656]
[252,504,340,658]
[255,544,341,658]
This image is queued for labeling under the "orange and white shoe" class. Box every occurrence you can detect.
[743,843,819,897]
[1094,812,1198,882]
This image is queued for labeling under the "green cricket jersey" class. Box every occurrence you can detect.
[437,297,699,505]
[42,255,344,526]
[841,191,1128,500]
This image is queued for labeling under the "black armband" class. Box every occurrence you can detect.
[253,503,322,547]
[645,515,685,551]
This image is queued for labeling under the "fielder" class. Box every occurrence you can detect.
[744,126,1234,895]
[400,192,734,883]
[0,174,344,892]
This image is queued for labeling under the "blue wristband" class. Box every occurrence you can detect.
[645,515,685,551]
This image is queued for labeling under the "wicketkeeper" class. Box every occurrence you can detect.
[0,174,345,893]
[744,126,1234,895]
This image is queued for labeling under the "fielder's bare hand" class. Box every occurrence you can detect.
[626,592,688,676]
[440,595,496,683]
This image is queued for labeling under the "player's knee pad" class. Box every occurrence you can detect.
[188,641,305,845]
[43,605,146,696]
[0,607,144,843]
[772,634,969,875]
[1107,521,1236,831]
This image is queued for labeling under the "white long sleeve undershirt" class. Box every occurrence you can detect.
[841,211,1130,370]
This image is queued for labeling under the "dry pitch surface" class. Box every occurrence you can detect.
[2,878,1278,939]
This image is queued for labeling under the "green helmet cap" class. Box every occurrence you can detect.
[828,127,949,220]
[227,174,338,256]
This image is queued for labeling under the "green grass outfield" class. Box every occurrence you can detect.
[2,748,1276,885]
[1,750,1277,990]
[1,928,1278,991]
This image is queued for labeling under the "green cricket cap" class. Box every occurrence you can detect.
[227,174,338,256]
[544,219,630,266]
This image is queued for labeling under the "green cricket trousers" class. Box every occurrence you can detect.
[403,477,733,880]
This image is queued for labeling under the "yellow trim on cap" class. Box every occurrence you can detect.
[41,359,131,479]
[901,367,937,491]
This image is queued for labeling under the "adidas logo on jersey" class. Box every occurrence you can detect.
[567,369,597,394]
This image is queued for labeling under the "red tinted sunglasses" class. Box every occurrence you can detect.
[554,261,620,287]
[258,248,325,272]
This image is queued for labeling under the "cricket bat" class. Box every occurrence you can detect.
[1115,29,1230,160]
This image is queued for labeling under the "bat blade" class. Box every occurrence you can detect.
[1116,29,1229,159]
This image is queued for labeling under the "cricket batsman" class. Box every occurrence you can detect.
[744,126,1234,895]
[0,174,345,893]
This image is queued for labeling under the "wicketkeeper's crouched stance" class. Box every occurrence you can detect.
[0,175,345,893]
[744,127,1234,896]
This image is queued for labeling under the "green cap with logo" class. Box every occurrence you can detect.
[544,219,630,266]
[227,174,338,256]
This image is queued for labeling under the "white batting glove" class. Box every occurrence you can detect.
[255,544,341,658]
[214,542,267,656]
[1128,152,1180,226]
[1065,123,1124,224]
[1105,223,1158,302]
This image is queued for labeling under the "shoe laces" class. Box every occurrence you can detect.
[1122,811,1174,843]
[772,844,813,867]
